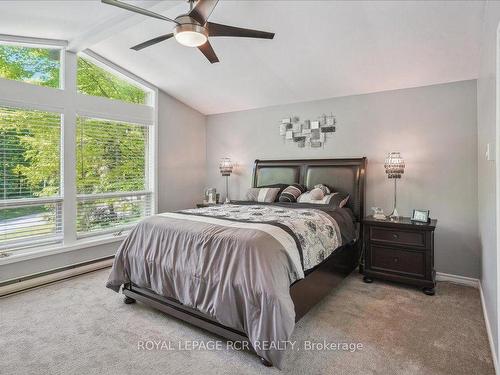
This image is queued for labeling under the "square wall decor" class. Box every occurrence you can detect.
[280,114,336,149]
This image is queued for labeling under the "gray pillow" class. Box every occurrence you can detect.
[329,192,350,208]
[246,187,281,202]
[279,184,306,203]
[257,184,289,201]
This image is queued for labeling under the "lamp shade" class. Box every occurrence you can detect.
[219,158,233,176]
[384,152,405,179]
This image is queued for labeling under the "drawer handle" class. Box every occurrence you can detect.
[392,233,399,240]
[393,257,399,263]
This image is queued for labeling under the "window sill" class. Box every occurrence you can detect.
[0,233,128,265]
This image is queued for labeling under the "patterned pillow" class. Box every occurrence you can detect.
[246,187,281,202]
[314,184,331,195]
[279,184,306,203]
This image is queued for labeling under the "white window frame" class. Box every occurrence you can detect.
[0,35,158,263]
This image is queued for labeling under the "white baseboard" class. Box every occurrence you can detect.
[0,258,113,297]
[479,281,499,375]
[436,271,479,288]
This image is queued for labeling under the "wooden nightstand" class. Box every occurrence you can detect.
[362,216,437,295]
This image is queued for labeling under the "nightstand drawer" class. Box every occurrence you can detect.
[370,227,426,248]
[370,245,425,277]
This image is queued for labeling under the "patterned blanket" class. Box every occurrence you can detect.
[180,204,342,271]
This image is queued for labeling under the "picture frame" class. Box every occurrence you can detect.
[411,209,430,223]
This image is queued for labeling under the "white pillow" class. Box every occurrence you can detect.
[309,188,325,200]
[314,184,331,195]
[297,191,350,207]
[297,191,334,204]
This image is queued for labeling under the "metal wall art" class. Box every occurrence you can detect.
[279,114,336,148]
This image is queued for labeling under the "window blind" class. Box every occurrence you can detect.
[76,116,151,237]
[76,192,151,237]
[0,200,62,251]
[0,106,62,251]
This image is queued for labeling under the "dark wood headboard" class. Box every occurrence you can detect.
[252,158,367,221]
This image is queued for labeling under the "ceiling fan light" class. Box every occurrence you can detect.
[175,31,207,47]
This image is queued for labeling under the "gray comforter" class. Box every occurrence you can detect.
[106,203,356,368]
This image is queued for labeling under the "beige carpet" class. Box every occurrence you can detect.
[0,269,495,375]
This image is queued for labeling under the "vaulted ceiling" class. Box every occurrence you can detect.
[0,1,486,114]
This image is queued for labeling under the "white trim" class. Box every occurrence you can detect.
[0,33,67,48]
[0,233,126,266]
[152,87,159,215]
[0,258,114,297]
[480,281,499,375]
[1,196,63,207]
[0,79,65,110]
[76,190,152,201]
[436,272,480,288]
[496,21,500,373]
[76,225,133,240]
[76,94,154,125]
[63,51,78,245]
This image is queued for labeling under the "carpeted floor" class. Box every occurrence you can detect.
[0,269,495,375]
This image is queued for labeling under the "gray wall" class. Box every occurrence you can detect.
[477,0,500,360]
[0,89,206,283]
[206,80,479,278]
[157,90,206,212]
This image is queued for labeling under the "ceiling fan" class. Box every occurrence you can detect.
[101,0,275,63]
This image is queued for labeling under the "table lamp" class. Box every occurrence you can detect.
[219,157,233,203]
[384,152,405,220]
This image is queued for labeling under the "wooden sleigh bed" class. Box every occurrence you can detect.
[121,157,367,366]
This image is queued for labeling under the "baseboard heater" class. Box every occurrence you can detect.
[0,256,114,297]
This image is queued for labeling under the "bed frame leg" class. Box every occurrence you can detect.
[260,357,273,367]
[124,296,136,304]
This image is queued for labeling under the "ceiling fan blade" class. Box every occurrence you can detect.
[207,22,274,39]
[102,0,179,25]
[198,40,219,64]
[189,0,219,25]
[131,33,174,51]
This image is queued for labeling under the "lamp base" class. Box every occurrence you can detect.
[224,197,231,204]
[389,208,400,221]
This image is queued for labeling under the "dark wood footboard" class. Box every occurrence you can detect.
[291,241,358,321]
[123,284,249,343]
[122,240,359,342]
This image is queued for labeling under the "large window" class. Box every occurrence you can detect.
[77,56,148,104]
[0,39,156,256]
[0,106,62,250]
[75,117,152,236]
[0,44,61,88]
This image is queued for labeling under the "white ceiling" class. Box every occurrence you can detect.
[0,1,486,115]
